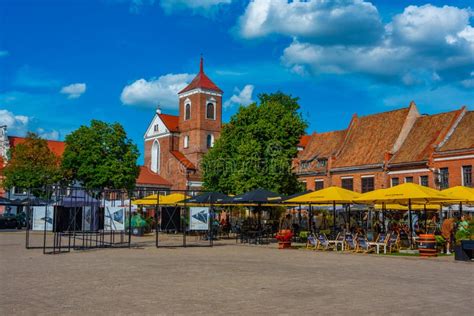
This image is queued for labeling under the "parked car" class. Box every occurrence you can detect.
[0,213,19,229]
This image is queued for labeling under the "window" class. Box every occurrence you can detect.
[463,165,472,187]
[405,176,413,183]
[151,140,160,173]
[300,161,310,170]
[184,136,189,149]
[420,175,429,187]
[439,168,449,189]
[341,178,353,191]
[206,134,214,148]
[153,124,159,132]
[206,102,215,120]
[317,159,327,167]
[391,177,399,187]
[361,177,374,193]
[185,103,191,120]
[13,187,27,195]
[315,180,324,191]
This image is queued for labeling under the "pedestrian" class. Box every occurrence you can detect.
[441,215,456,254]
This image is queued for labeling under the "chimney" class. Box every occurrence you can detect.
[156,106,162,115]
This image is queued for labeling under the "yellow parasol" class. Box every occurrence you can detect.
[132,193,189,206]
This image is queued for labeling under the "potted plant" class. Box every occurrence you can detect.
[435,235,446,253]
[276,230,293,249]
[454,218,474,261]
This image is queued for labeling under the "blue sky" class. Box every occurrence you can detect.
[1,0,473,164]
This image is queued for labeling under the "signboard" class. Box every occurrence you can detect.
[104,206,126,231]
[189,207,209,231]
[32,206,53,231]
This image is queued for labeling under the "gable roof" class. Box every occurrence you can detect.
[158,114,179,132]
[300,130,346,161]
[171,151,196,170]
[389,110,462,164]
[9,136,65,157]
[332,107,411,168]
[178,58,222,94]
[437,111,474,153]
[136,166,171,187]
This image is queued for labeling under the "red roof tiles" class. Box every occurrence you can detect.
[300,130,347,161]
[390,110,462,164]
[158,114,179,132]
[9,136,65,157]
[332,107,411,168]
[178,58,222,94]
[171,151,196,170]
[437,111,474,152]
[136,166,171,187]
[298,135,311,148]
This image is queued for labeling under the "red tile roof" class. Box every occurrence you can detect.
[158,114,179,132]
[437,111,474,152]
[300,130,347,161]
[298,135,311,148]
[178,58,222,94]
[9,136,65,157]
[171,151,196,170]
[390,110,462,164]
[332,107,411,168]
[136,166,171,187]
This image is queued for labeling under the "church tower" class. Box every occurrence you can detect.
[177,57,223,167]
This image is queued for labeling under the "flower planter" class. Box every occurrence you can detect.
[276,229,293,250]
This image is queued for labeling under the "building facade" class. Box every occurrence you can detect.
[296,103,473,192]
[143,58,222,191]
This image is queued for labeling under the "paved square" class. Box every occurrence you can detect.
[1,232,472,315]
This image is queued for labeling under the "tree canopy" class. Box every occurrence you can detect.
[61,120,140,191]
[202,92,307,195]
[2,132,61,196]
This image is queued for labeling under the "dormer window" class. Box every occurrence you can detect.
[317,159,327,167]
[206,102,215,120]
[185,103,191,120]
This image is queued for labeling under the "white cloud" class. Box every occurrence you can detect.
[278,4,474,86]
[36,128,60,140]
[0,109,30,135]
[160,0,231,13]
[238,0,383,45]
[120,73,194,109]
[60,83,86,99]
[224,85,254,108]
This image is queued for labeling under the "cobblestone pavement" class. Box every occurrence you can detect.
[1,231,472,315]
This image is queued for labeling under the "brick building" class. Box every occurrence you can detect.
[296,103,473,192]
[142,58,222,190]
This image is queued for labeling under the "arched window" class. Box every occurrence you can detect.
[185,103,191,120]
[206,102,215,120]
[206,134,214,148]
[184,135,189,149]
[151,140,160,173]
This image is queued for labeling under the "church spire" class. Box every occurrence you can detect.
[200,55,204,73]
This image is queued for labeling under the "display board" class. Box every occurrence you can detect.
[32,206,53,231]
[189,207,209,231]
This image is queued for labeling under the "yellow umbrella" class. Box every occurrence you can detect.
[441,186,474,215]
[355,183,453,204]
[286,186,361,236]
[374,203,439,211]
[285,186,361,204]
[132,193,189,206]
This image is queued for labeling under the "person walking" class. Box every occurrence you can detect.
[441,215,456,255]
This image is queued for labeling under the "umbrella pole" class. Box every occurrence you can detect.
[408,199,413,249]
[424,204,427,234]
[459,202,463,216]
[333,201,336,238]
[382,202,386,234]
[309,203,313,234]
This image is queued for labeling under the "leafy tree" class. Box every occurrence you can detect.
[61,120,140,191]
[2,132,61,196]
[202,92,307,195]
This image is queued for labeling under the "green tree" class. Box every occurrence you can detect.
[202,92,307,195]
[61,120,140,191]
[2,132,61,196]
